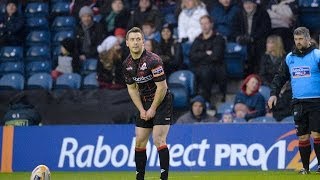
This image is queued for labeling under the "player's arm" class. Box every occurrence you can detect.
[150,80,168,111]
[127,83,145,113]
[268,59,290,109]
[146,80,167,120]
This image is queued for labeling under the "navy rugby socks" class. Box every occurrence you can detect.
[299,139,311,170]
[135,147,147,180]
[314,138,320,167]
[158,145,169,180]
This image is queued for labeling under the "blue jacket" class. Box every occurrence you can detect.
[210,3,240,40]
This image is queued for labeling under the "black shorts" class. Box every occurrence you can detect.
[293,101,320,136]
[136,92,173,128]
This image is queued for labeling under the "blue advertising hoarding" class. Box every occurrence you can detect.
[7,124,318,171]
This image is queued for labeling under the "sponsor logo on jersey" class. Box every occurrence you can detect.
[151,66,164,77]
[292,66,311,78]
[140,63,147,70]
[126,66,133,71]
[132,74,153,83]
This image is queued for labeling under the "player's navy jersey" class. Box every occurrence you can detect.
[122,50,166,101]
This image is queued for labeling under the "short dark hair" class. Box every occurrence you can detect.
[126,27,144,40]
[200,15,213,24]
[294,27,311,40]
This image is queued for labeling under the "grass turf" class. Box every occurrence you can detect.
[1,171,320,180]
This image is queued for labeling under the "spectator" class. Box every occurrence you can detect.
[2,93,41,126]
[234,74,266,121]
[266,0,298,52]
[176,95,217,123]
[210,0,240,40]
[144,39,162,55]
[190,15,226,104]
[158,0,178,26]
[75,6,106,61]
[97,35,126,90]
[159,23,183,76]
[259,35,286,86]
[220,110,234,123]
[178,0,208,43]
[233,0,271,74]
[141,20,161,42]
[51,38,79,80]
[127,0,163,31]
[71,0,96,20]
[101,0,130,36]
[114,27,129,57]
[0,0,24,46]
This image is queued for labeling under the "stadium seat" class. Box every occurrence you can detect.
[259,85,271,102]
[25,61,52,77]
[0,3,5,15]
[55,73,81,89]
[25,46,51,62]
[250,116,277,123]
[224,42,247,79]
[0,61,24,76]
[51,16,76,32]
[27,73,53,90]
[0,73,24,90]
[0,46,23,62]
[50,2,70,17]
[25,2,49,18]
[168,70,196,96]
[26,17,49,31]
[82,72,99,89]
[81,58,98,76]
[52,30,74,46]
[26,30,51,47]
[169,83,189,109]
[217,101,234,114]
[93,14,103,23]
[281,116,294,123]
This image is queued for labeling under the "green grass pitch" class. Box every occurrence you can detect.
[1,171,320,180]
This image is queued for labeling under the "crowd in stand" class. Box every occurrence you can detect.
[0,0,320,125]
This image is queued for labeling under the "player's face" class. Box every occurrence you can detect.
[126,32,144,54]
[294,34,310,50]
[192,102,204,117]
[246,77,259,92]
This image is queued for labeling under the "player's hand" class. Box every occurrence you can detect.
[139,109,147,120]
[268,96,277,109]
[146,108,156,120]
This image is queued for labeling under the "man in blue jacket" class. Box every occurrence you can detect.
[268,27,320,174]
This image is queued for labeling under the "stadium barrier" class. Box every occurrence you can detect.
[0,124,317,172]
